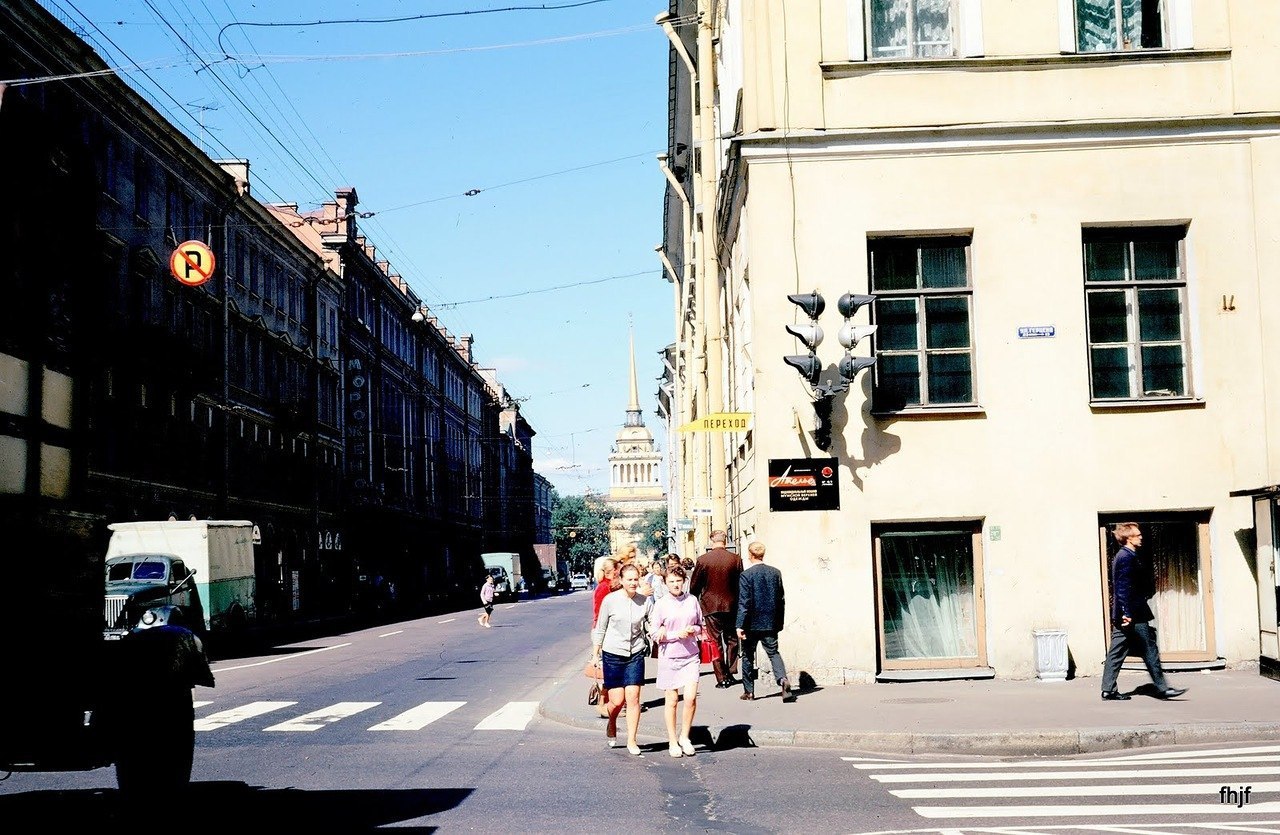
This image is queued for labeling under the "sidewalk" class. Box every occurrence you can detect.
[539,661,1280,755]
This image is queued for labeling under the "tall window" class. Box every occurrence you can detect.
[1083,227,1189,401]
[1076,0,1164,52]
[868,0,954,59]
[869,236,975,410]
[874,524,985,667]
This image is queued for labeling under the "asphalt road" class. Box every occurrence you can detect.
[2,592,1276,833]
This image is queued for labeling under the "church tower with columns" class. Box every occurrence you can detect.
[606,329,666,556]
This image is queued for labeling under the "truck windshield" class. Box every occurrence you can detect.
[107,561,167,581]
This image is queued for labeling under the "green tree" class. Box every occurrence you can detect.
[629,506,669,559]
[551,493,612,574]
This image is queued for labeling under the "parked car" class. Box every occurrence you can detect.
[569,573,589,591]
[487,566,512,599]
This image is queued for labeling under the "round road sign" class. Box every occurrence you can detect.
[170,240,216,287]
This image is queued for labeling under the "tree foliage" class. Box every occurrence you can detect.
[629,506,669,559]
[551,493,613,573]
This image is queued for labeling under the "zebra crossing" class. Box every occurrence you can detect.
[192,698,540,734]
[846,744,1280,825]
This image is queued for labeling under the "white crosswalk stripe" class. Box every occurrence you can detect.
[473,701,538,730]
[264,701,381,732]
[368,700,465,731]
[195,701,296,731]
[849,745,1280,825]
[193,699,540,734]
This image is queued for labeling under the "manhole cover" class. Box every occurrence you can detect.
[881,697,953,705]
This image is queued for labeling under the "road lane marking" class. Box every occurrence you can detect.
[213,642,352,672]
[264,701,381,732]
[195,701,296,731]
[872,767,1280,783]
[913,802,1280,819]
[892,781,1280,799]
[193,700,213,708]
[437,618,456,624]
[378,630,404,637]
[473,701,538,730]
[854,756,1280,770]
[369,701,465,731]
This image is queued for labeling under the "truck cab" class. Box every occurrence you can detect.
[104,553,204,639]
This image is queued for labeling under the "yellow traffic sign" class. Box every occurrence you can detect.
[678,412,753,433]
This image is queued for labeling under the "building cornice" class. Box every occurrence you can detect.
[735,113,1280,162]
[820,48,1232,79]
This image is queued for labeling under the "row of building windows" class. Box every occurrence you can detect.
[866,225,1188,411]
[865,0,1173,60]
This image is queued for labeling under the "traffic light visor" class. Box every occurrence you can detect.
[837,293,876,318]
[783,355,822,385]
[839,354,876,381]
[787,292,826,319]
[837,323,877,350]
[785,323,824,350]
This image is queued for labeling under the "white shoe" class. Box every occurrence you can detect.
[484,622,491,628]
[669,744,683,758]
[627,743,643,756]
[678,737,695,756]
[607,735,618,748]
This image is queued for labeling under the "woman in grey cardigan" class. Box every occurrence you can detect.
[591,563,653,756]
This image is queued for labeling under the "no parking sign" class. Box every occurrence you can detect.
[170,240,216,287]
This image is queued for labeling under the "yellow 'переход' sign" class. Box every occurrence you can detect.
[678,412,753,433]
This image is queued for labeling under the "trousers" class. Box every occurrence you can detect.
[703,611,740,683]
[740,631,787,696]
[1101,621,1168,693]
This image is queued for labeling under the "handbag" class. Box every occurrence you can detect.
[699,626,721,664]
[587,681,601,705]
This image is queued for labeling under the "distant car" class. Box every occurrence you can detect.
[569,573,589,591]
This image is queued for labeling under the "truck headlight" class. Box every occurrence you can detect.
[140,610,159,626]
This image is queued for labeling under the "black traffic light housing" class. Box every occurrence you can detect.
[784,290,826,386]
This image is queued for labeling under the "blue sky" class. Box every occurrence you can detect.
[45,0,672,497]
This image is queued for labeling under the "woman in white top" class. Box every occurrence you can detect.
[590,563,652,756]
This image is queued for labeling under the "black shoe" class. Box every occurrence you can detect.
[715,680,735,689]
[781,678,796,703]
[1160,687,1187,699]
[1101,690,1131,701]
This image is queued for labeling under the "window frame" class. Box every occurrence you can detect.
[872,521,988,671]
[868,234,978,413]
[1082,225,1193,404]
[1061,0,1193,53]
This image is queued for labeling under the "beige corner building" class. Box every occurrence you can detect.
[659,0,1280,684]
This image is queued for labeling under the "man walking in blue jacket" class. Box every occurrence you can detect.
[735,541,794,702]
[1100,522,1186,701]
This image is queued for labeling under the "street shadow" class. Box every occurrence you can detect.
[414,676,457,682]
[710,723,756,751]
[0,782,472,833]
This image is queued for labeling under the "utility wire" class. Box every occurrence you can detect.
[432,269,659,309]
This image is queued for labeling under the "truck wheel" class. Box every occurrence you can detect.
[116,685,194,795]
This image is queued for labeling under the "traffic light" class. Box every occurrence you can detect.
[785,290,826,385]
[836,293,876,388]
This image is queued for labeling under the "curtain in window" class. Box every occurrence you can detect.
[1077,0,1163,52]
[1143,521,1206,653]
[870,0,952,59]
[880,531,978,660]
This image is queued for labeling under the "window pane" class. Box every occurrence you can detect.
[1133,239,1177,281]
[1087,290,1128,344]
[1077,0,1118,52]
[872,246,918,291]
[879,531,977,660]
[878,298,919,350]
[1085,241,1127,282]
[1142,344,1185,396]
[921,245,967,288]
[927,352,972,403]
[1091,346,1132,398]
[914,0,953,57]
[876,354,921,409]
[925,296,969,349]
[1137,288,1182,341]
[869,0,909,58]
[1123,0,1163,48]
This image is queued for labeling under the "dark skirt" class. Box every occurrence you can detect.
[601,650,646,689]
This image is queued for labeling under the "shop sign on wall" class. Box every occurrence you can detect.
[768,458,839,512]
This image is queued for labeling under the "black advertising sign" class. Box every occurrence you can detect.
[768,458,839,512]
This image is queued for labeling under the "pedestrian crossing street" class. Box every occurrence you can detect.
[845,744,1280,827]
[191,699,539,733]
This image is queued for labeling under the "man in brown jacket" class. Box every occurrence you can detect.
[690,530,742,688]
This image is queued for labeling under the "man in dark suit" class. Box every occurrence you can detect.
[690,529,742,687]
[1100,522,1187,701]
[735,541,793,702]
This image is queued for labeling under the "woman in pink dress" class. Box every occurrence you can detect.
[649,564,703,758]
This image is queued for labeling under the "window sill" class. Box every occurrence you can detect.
[1090,397,1205,412]
[871,404,986,419]
[822,48,1230,78]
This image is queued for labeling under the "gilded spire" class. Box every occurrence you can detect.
[627,327,640,412]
